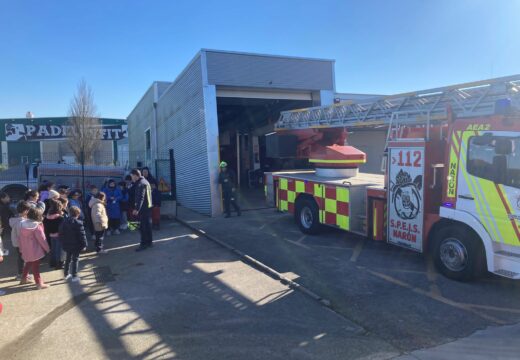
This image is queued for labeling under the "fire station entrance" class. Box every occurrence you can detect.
[216,91,313,209]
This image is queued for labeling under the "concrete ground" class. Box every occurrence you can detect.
[177,205,520,359]
[0,221,398,360]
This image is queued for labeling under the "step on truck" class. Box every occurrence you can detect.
[266,75,520,281]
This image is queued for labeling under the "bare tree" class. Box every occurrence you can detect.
[67,80,102,164]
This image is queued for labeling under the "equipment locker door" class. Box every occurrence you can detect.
[387,145,425,252]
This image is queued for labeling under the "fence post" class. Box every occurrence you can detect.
[80,149,86,206]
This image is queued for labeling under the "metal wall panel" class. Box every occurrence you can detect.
[156,81,172,99]
[205,50,334,90]
[155,55,213,215]
[127,84,155,166]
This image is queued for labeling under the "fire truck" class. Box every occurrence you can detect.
[267,75,520,281]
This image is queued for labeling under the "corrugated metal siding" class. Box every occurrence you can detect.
[156,56,212,215]
[127,85,155,166]
[156,81,172,99]
[206,51,334,90]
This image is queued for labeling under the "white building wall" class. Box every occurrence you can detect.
[155,54,213,215]
[127,85,155,167]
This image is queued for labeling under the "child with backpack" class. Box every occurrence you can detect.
[59,206,87,282]
[18,207,50,289]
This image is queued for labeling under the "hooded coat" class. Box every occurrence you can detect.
[9,216,24,248]
[90,198,108,232]
[18,220,49,262]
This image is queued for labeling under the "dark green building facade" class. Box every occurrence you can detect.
[0,117,126,166]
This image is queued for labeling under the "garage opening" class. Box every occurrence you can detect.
[216,92,313,209]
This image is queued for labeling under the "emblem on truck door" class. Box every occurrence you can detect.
[390,169,422,220]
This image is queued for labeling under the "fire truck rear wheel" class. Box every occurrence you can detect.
[295,198,321,235]
[433,226,485,282]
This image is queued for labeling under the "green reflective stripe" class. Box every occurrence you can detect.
[325,198,336,213]
[336,214,349,230]
[295,181,305,193]
[280,178,288,190]
[288,191,296,203]
[336,187,349,202]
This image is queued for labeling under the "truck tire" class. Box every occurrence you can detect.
[432,225,485,282]
[295,197,322,235]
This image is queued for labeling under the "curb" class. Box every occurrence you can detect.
[175,217,332,308]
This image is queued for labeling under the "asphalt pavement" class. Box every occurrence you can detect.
[177,204,520,358]
[0,221,398,360]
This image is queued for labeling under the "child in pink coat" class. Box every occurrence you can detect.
[18,207,50,289]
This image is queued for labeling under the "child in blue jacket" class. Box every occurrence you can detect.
[101,179,123,235]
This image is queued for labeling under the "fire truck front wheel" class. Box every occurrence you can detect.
[295,197,321,235]
[433,226,485,282]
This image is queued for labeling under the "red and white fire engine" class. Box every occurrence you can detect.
[267,75,520,281]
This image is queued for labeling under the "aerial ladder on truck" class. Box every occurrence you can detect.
[268,74,520,281]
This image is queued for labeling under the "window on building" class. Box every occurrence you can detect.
[467,134,520,188]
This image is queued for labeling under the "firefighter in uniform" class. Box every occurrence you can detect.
[218,161,241,218]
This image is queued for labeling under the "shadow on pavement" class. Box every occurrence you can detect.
[0,221,397,360]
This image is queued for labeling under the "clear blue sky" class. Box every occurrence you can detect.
[1,0,519,119]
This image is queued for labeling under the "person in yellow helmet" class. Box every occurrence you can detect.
[218,161,241,218]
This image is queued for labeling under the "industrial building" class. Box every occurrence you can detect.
[127,49,380,216]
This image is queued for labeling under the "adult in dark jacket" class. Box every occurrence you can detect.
[218,162,241,218]
[130,169,153,251]
[59,206,87,281]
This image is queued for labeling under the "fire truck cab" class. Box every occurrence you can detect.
[269,75,520,281]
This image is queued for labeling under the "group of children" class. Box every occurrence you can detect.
[0,172,162,292]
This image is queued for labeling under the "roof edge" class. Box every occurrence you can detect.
[201,48,335,63]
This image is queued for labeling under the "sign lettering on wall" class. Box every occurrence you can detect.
[4,123,128,142]
[387,147,425,252]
